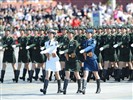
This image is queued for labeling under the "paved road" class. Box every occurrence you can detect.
[0,48,133,100]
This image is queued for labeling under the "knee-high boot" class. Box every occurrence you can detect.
[76,79,82,93]
[40,79,49,95]
[0,70,5,83]
[28,70,34,83]
[62,79,68,94]
[96,79,101,93]
[20,68,27,81]
[82,79,87,94]
[33,68,40,81]
[57,79,63,93]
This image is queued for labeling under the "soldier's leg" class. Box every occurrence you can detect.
[12,63,22,82]
[74,71,82,93]
[12,63,19,83]
[116,61,126,82]
[59,61,65,81]
[0,63,6,83]
[61,71,70,94]
[28,63,36,82]
[82,70,89,94]
[55,71,63,93]
[128,62,133,81]
[33,63,41,81]
[39,63,46,82]
[40,70,51,95]
[103,61,109,82]
[20,63,28,81]
[93,71,101,94]
[98,62,103,80]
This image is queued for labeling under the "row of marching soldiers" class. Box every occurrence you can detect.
[0,25,133,85]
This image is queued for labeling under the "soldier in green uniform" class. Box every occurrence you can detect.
[27,28,45,82]
[94,26,104,80]
[39,28,49,82]
[60,30,82,94]
[74,27,87,79]
[114,26,131,81]
[56,27,69,81]
[13,29,31,82]
[129,26,133,81]
[0,29,17,83]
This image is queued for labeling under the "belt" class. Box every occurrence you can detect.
[68,53,76,58]
[86,52,93,57]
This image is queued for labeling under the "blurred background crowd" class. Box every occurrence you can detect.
[0,0,132,35]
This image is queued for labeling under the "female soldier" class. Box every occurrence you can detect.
[13,29,31,82]
[60,30,82,94]
[0,29,17,83]
[40,29,62,95]
[80,29,101,94]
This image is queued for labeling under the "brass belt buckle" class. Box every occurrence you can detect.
[5,47,8,50]
[20,47,22,49]
[34,47,36,49]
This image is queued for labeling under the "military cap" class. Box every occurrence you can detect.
[4,27,11,31]
[53,27,59,30]
[47,29,56,34]
[67,30,75,34]
[86,29,94,34]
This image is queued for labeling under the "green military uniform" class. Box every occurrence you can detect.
[2,35,16,63]
[31,32,45,63]
[65,31,80,72]
[56,34,69,61]
[18,32,30,63]
[118,31,130,62]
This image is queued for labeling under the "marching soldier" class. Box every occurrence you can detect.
[27,28,45,82]
[80,28,101,94]
[13,29,31,82]
[40,29,62,95]
[59,30,82,94]
[129,26,133,81]
[56,27,69,81]
[0,29,17,83]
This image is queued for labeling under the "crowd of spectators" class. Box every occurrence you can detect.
[0,2,132,34]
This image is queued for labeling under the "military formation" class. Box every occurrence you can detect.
[0,25,133,95]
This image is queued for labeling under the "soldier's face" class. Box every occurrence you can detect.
[48,33,54,39]
[67,33,73,39]
[86,33,92,39]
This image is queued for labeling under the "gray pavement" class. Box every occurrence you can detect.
[0,48,133,100]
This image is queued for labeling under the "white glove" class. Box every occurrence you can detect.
[40,47,45,50]
[59,51,65,55]
[12,45,16,48]
[40,50,47,54]
[113,44,118,48]
[0,36,2,40]
[80,49,85,54]
[131,43,133,47]
[0,46,3,50]
[100,47,104,51]
[26,46,30,50]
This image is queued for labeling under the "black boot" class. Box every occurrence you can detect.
[40,79,49,95]
[115,69,121,82]
[28,70,34,83]
[20,68,27,81]
[76,79,82,93]
[121,68,125,80]
[39,69,46,82]
[49,71,53,81]
[15,70,20,83]
[128,70,133,81]
[33,68,40,81]
[82,79,87,95]
[12,70,20,83]
[0,70,5,83]
[98,70,103,79]
[125,67,130,78]
[62,79,68,95]
[57,79,63,93]
[102,69,107,82]
[96,79,101,93]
